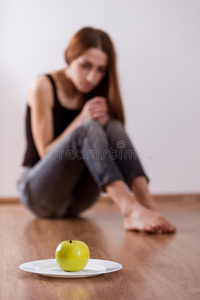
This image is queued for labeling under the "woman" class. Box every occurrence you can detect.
[16,27,176,234]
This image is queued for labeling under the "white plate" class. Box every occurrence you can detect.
[19,258,122,278]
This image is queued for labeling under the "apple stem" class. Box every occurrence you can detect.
[69,240,72,243]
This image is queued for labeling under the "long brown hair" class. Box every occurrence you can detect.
[64,27,125,125]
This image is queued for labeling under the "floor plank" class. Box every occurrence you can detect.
[0,198,200,300]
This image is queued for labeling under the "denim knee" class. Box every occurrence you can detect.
[80,119,103,134]
[105,118,124,133]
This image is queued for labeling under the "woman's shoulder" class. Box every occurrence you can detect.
[27,74,54,108]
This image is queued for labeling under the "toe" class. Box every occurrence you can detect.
[153,224,164,234]
[143,225,156,233]
[152,224,164,234]
[164,223,176,234]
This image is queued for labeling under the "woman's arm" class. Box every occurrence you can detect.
[28,76,83,158]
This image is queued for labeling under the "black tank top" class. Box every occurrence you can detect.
[22,74,82,167]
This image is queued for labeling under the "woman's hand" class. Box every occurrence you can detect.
[79,96,110,126]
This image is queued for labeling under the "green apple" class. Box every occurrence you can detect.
[55,240,90,272]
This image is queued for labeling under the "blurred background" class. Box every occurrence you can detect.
[0,0,199,197]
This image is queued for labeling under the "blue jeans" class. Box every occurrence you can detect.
[16,119,149,218]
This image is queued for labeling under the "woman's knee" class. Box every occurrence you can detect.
[105,118,124,134]
[48,119,103,157]
[78,119,105,138]
[80,119,102,131]
[80,118,124,133]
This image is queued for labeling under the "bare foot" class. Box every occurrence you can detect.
[136,195,158,212]
[123,201,176,234]
[141,201,158,212]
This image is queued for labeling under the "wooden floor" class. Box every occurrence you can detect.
[1,197,200,300]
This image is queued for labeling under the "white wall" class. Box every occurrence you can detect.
[0,0,200,197]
